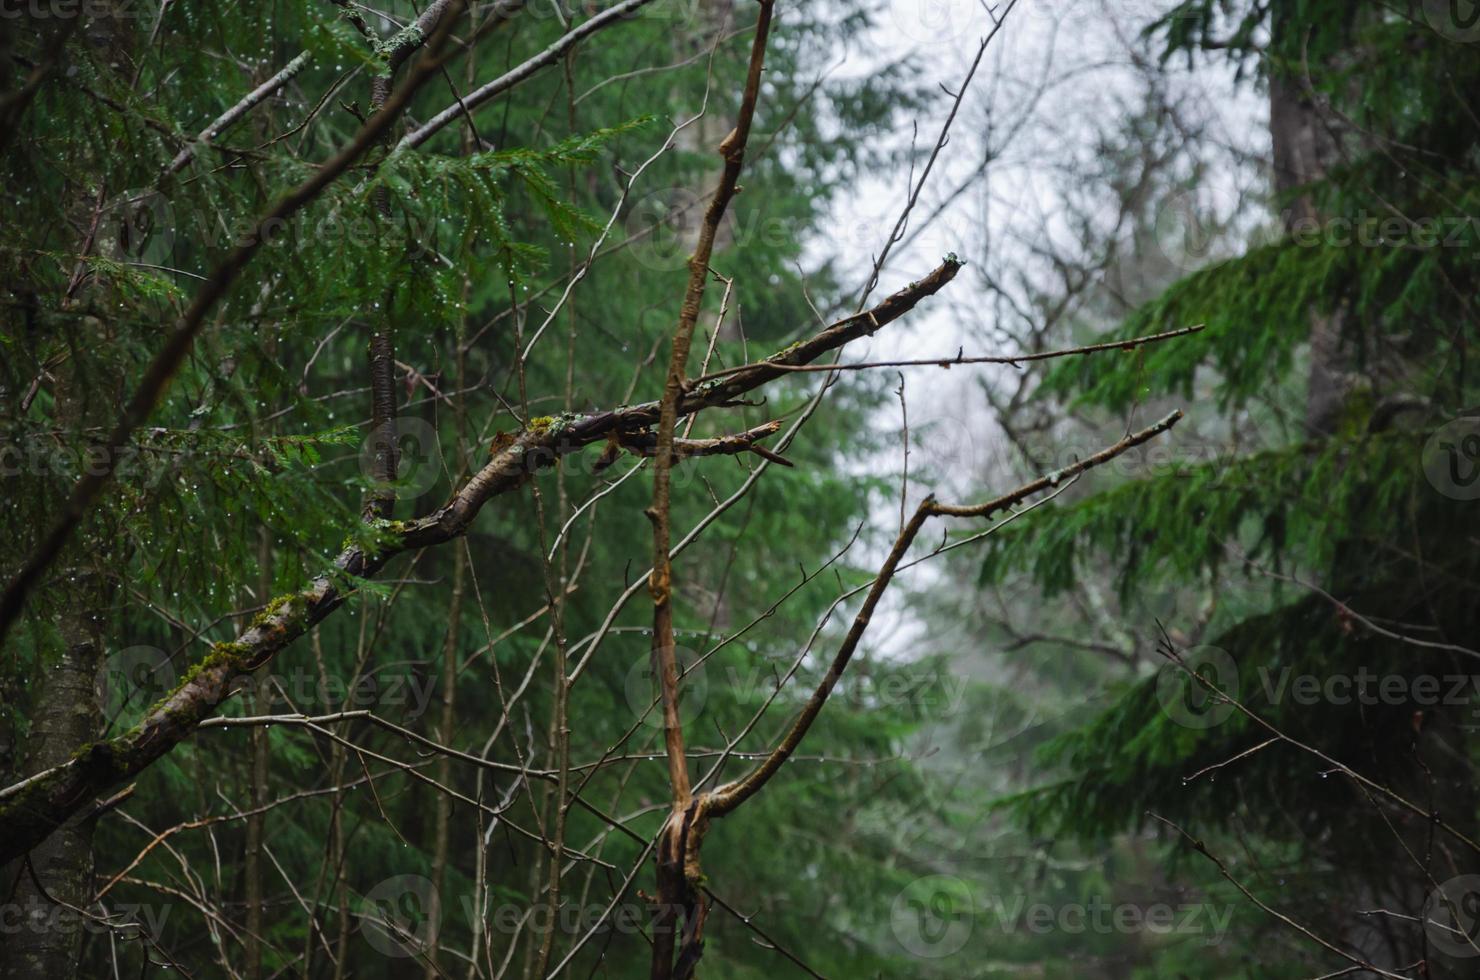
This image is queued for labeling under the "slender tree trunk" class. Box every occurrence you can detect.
[1267,35,1348,436]
[0,584,104,980]
[2,272,120,979]
[424,548,465,979]
[243,529,273,978]
[329,735,352,980]
[243,700,269,977]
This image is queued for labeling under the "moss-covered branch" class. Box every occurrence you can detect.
[0,259,962,866]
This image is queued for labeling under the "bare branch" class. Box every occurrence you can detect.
[645,4,774,971]
[161,51,313,178]
[707,410,1184,818]
[1148,812,1416,980]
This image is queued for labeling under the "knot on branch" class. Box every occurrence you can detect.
[717,127,744,165]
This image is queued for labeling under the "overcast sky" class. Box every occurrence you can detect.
[797,0,1266,661]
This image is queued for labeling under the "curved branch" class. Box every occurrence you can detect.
[706,410,1185,818]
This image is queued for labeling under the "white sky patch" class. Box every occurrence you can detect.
[792,0,1264,664]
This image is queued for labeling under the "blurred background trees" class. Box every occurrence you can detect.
[892,0,1480,976]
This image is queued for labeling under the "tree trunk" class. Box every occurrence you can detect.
[424,547,465,980]
[1,580,105,980]
[1267,44,1348,436]
[2,249,121,978]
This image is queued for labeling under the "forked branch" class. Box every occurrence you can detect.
[646,2,775,974]
[707,409,1184,817]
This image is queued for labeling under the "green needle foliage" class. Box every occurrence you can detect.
[979,1,1480,975]
[1,3,956,976]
